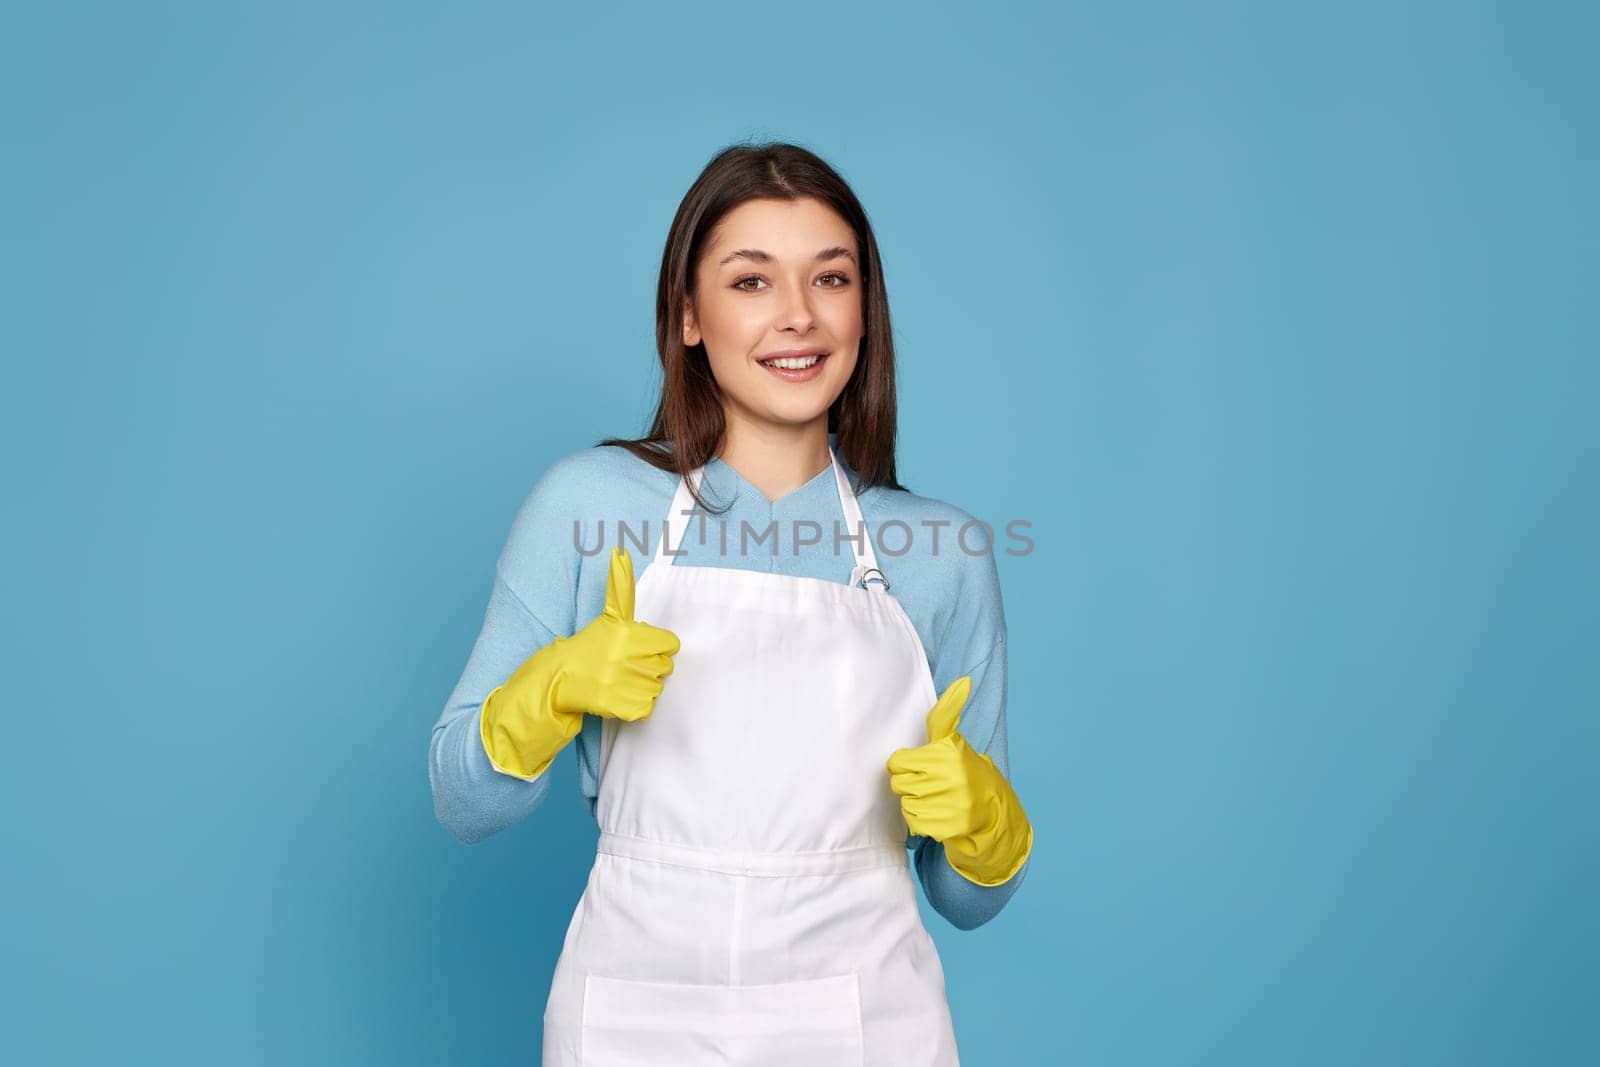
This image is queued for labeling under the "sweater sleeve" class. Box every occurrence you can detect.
[428,454,588,844]
[911,541,1031,930]
[428,574,560,843]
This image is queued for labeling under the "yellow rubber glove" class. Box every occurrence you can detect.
[886,676,1034,887]
[480,546,680,780]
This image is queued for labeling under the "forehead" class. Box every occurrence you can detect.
[704,197,857,261]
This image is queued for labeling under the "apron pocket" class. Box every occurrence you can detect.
[581,971,864,1067]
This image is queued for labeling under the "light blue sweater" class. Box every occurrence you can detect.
[429,433,1029,930]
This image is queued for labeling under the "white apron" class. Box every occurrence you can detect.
[541,447,961,1066]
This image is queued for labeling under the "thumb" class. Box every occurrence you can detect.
[925,676,971,744]
[603,545,636,622]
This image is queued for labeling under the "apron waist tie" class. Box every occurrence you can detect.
[597,830,909,878]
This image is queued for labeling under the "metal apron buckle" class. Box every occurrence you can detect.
[850,564,890,591]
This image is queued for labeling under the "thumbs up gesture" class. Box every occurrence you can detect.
[886,677,1035,887]
[549,546,682,722]
[481,547,679,781]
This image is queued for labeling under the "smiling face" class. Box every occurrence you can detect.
[683,196,864,437]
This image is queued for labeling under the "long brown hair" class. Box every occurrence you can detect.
[598,140,908,513]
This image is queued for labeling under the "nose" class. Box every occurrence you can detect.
[776,278,817,333]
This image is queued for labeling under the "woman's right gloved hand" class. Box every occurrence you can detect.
[480,546,680,780]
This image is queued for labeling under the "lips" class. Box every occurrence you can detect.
[757,351,830,383]
[757,347,829,366]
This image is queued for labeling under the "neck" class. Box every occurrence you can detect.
[716,408,832,504]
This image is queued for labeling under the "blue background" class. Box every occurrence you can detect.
[4,2,1595,1063]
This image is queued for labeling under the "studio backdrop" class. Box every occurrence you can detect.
[3,2,1594,1064]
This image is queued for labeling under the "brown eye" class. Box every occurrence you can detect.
[733,276,765,291]
[819,272,850,287]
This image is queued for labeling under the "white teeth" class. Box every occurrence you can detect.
[762,355,822,369]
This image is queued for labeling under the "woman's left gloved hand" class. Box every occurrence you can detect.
[886,676,1035,887]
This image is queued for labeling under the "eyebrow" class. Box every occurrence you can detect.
[717,246,857,268]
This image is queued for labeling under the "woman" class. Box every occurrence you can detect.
[430,142,1034,1065]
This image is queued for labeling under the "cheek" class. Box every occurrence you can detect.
[698,291,765,340]
[833,348,861,384]
[697,303,760,382]
[823,296,864,337]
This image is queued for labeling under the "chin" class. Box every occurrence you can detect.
[755,403,835,428]
[741,383,844,428]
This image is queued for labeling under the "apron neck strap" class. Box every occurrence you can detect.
[654,467,702,565]
[828,448,881,578]
[653,446,883,581]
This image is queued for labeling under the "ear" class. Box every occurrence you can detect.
[682,296,700,347]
